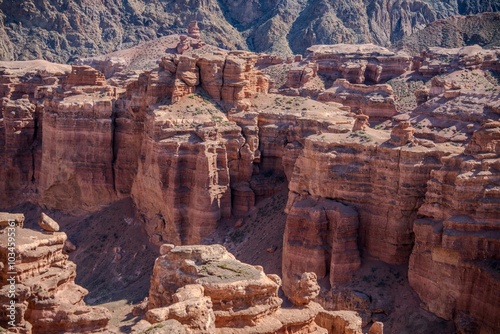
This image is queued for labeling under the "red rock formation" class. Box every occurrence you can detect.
[390,120,416,146]
[318,79,397,118]
[416,45,500,76]
[188,21,201,40]
[410,70,499,144]
[65,65,106,87]
[408,121,500,332]
[0,98,37,206]
[352,111,369,131]
[282,196,361,295]
[221,51,269,111]
[156,49,269,111]
[172,55,199,102]
[287,272,321,306]
[285,62,318,89]
[285,133,455,268]
[0,60,70,208]
[1,44,498,333]
[315,310,363,334]
[146,284,215,333]
[306,44,411,84]
[131,121,240,244]
[0,213,110,333]
[176,35,191,54]
[38,92,117,212]
[143,244,328,333]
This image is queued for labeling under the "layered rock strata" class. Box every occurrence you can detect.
[0,213,110,333]
[0,42,499,332]
[306,44,411,84]
[284,130,450,268]
[317,79,397,117]
[142,244,328,333]
[415,45,500,76]
[408,122,500,332]
[282,196,361,295]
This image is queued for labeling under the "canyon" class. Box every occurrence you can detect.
[0,27,499,334]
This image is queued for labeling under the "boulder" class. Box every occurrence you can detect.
[38,212,60,232]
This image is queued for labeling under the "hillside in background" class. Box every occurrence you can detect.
[1,0,500,63]
[398,12,500,54]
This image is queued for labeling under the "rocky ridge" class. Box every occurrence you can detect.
[1,1,500,63]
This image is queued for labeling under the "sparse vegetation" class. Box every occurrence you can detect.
[349,130,373,142]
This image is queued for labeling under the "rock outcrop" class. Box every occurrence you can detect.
[415,45,500,77]
[65,65,106,87]
[1,40,499,333]
[38,212,59,232]
[306,44,411,84]
[0,213,111,333]
[284,132,454,269]
[318,79,397,118]
[315,310,363,334]
[390,120,415,146]
[0,60,71,207]
[141,244,328,333]
[282,196,361,294]
[408,121,500,332]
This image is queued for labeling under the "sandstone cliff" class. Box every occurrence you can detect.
[408,121,500,333]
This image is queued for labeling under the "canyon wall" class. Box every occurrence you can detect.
[408,121,500,332]
[0,213,110,333]
[0,42,499,332]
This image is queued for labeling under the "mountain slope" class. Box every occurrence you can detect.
[0,0,499,62]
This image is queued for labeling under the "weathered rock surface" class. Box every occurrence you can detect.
[415,45,500,77]
[287,272,321,306]
[282,196,361,295]
[390,120,416,146]
[144,244,328,333]
[0,41,499,333]
[38,212,59,232]
[0,60,71,208]
[0,212,24,228]
[409,68,500,145]
[285,133,455,267]
[306,44,411,84]
[0,213,110,333]
[408,121,500,332]
[318,79,397,117]
[65,65,106,87]
[315,310,363,334]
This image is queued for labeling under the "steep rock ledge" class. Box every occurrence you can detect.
[408,122,500,332]
[284,132,456,268]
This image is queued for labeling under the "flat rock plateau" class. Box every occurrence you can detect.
[0,11,499,334]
